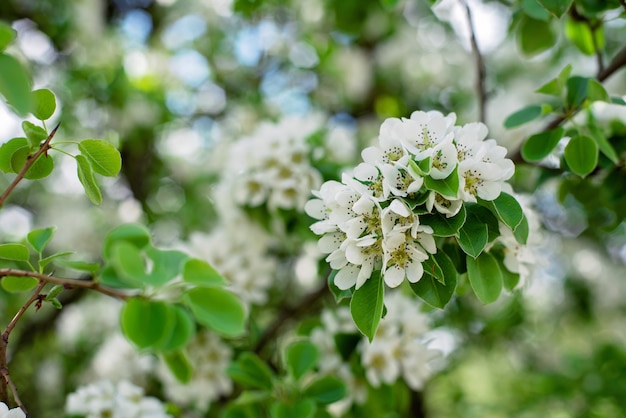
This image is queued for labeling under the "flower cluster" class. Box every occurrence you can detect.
[226,115,325,211]
[157,332,232,412]
[65,380,170,418]
[310,291,442,414]
[188,214,277,307]
[306,110,514,289]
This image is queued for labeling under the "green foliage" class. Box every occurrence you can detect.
[564,134,598,177]
[517,16,557,56]
[30,89,56,120]
[285,340,318,381]
[480,193,526,242]
[565,18,604,55]
[423,166,460,199]
[0,137,28,173]
[120,298,173,349]
[162,350,193,383]
[22,121,47,148]
[521,127,565,162]
[0,243,30,261]
[410,251,458,308]
[420,205,467,237]
[537,0,573,17]
[536,64,571,96]
[504,105,543,129]
[76,154,102,205]
[350,270,384,341]
[184,287,247,337]
[183,258,227,286]
[228,352,276,390]
[78,139,122,177]
[466,252,503,304]
[0,21,16,51]
[1,276,38,293]
[456,211,489,258]
[27,227,56,254]
[270,399,316,418]
[0,53,32,115]
[302,376,346,405]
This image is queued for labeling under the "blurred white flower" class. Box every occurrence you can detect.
[65,380,170,418]
[0,402,25,418]
[157,332,232,412]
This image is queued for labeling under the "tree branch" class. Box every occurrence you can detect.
[0,281,45,414]
[254,282,329,355]
[0,269,129,300]
[462,0,488,124]
[508,45,626,164]
[0,122,60,208]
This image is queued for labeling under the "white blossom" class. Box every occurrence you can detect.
[65,380,171,418]
[157,332,232,412]
[0,403,25,418]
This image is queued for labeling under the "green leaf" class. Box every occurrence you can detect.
[22,121,47,148]
[160,305,195,352]
[163,350,193,383]
[536,64,572,96]
[303,375,347,405]
[537,0,573,17]
[587,79,610,103]
[78,139,121,177]
[423,255,444,284]
[27,226,55,254]
[38,251,73,269]
[588,115,618,164]
[423,166,460,199]
[420,205,466,237]
[513,215,529,245]
[517,16,556,57]
[0,22,16,51]
[110,241,146,286]
[327,270,353,303]
[10,146,54,180]
[120,298,173,349]
[564,135,598,177]
[270,399,316,418]
[99,265,139,289]
[1,276,38,293]
[521,0,551,20]
[184,287,246,337]
[504,105,543,129]
[0,137,28,173]
[228,352,275,390]
[76,154,102,205]
[350,270,384,342]
[500,257,521,291]
[55,259,99,274]
[45,284,64,300]
[521,127,564,162]
[183,258,226,286]
[30,88,56,120]
[565,18,604,55]
[103,224,151,259]
[566,76,589,109]
[285,340,318,381]
[456,216,488,259]
[410,251,458,309]
[143,247,188,286]
[480,193,524,231]
[0,243,30,261]
[0,53,32,115]
[380,0,400,9]
[334,333,361,361]
[466,252,503,304]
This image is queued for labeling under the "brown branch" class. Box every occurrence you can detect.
[0,269,129,300]
[618,0,626,13]
[462,0,488,124]
[0,281,45,414]
[0,369,26,416]
[509,45,626,164]
[254,282,329,355]
[0,122,60,208]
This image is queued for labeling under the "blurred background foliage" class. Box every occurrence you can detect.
[1,0,626,416]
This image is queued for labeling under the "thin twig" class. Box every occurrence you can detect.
[0,368,26,416]
[0,269,129,300]
[0,122,60,208]
[0,282,44,414]
[509,45,626,164]
[2,281,46,344]
[462,0,488,124]
[254,282,329,354]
